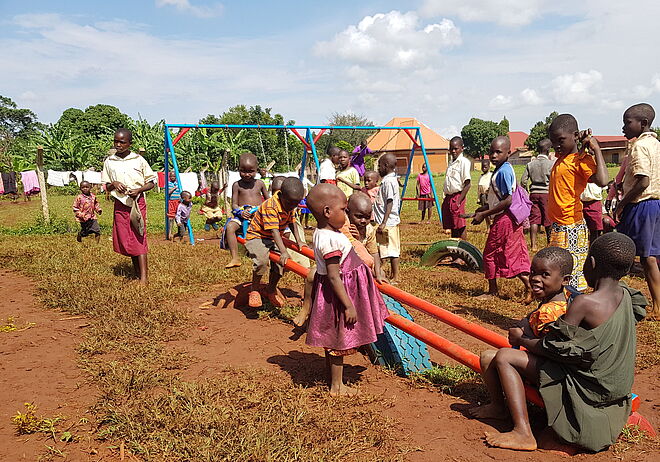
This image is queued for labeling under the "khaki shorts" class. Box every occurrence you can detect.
[244,238,285,277]
[201,206,223,220]
[377,225,400,259]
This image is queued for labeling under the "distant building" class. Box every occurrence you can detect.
[507,131,534,165]
[366,117,449,175]
[594,136,628,164]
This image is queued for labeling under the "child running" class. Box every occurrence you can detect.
[615,103,660,319]
[547,114,608,291]
[319,146,340,185]
[225,153,269,269]
[416,163,433,223]
[521,138,553,250]
[173,191,193,243]
[200,181,225,233]
[73,181,102,243]
[335,149,360,198]
[473,136,531,302]
[470,233,647,452]
[166,171,180,240]
[305,183,389,396]
[244,177,305,308]
[374,153,401,284]
[442,136,471,239]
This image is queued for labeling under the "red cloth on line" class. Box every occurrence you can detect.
[483,212,530,280]
[113,196,148,257]
[157,171,166,188]
[441,192,466,230]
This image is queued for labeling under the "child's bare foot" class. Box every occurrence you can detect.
[468,403,508,420]
[484,429,537,451]
[266,289,286,308]
[225,259,241,269]
[329,384,358,397]
[293,304,310,327]
[475,293,497,300]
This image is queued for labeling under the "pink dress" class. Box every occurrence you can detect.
[306,229,389,352]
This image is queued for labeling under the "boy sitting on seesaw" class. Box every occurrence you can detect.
[225,152,269,269]
[470,233,647,453]
[244,177,305,308]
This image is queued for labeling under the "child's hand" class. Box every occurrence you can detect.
[112,181,127,194]
[472,211,486,225]
[241,209,252,219]
[349,224,360,239]
[374,271,389,285]
[344,305,358,324]
[377,224,385,234]
[279,250,291,266]
[508,327,524,347]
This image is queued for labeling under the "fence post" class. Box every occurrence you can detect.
[35,145,50,224]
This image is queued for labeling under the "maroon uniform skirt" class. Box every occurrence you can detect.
[441,193,466,230]
[581,200,604,231]
[113,196,148,257]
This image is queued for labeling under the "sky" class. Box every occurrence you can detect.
[2,0,660,137]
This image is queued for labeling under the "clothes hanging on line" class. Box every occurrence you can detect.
[71,171,84,185]
[1,172,18,195]
[83,170,103,184]
[157,171,166,188]
[0,174,4,194]
[47,170,71,186]
[20,170,40,195]
[178,172,199,196]
[199,171,208,190]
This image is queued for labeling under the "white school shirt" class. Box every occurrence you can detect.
[101,151,157,205]
[313,228,353,275]
[373,172,401,226]
[443,153,472,195]
[580,182,604,202]
[318,158,337,181]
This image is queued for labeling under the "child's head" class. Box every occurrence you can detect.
[622,103,655,140]
[488,136,511,166]
[338,150,350,169]
[363,170,379,190]
[271,175,286,194]
[536,138,552,155]
[449,136,464,160]
[80,181,92,195]
[530,247,573,301]
[480,158,490,174]
[347,192,373,230]
[306,183,347,230]
[238,153,258,182]
[169,171,176,182]
[584,233,636,287]
[279,177,305,212]
[210,181,220,193]
[421,163,428,173]
[360,139,367,148]
[327,146,340,164]
[113,128,132,155]
[181,191,192,204]
[377,153,397,177]
[548,114,579,156]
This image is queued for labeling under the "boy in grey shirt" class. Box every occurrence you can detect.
[521,139,554,250]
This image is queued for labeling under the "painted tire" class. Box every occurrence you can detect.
[366,295,432,376]
[420,239,483,271]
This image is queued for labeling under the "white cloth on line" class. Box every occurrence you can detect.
[71,171,84,185]
[83,170,103,184]
[47,170,71,186]
[178,172,199,196]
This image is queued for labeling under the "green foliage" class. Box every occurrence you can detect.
[460,117,509,159]
[525,111,559,151]
[335,140,353,152]
[653,127,660,137]
[0,95,43,171]
[315,112,375,155]
[0,213,70,236]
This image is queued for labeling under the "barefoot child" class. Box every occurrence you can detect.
[166,171,180,240]
[521,138,553,250]
[471,233,647,452]
[244,177,305,308]
[472,136,531,301]
[374,153,401,284]
[173,191,193,242]
[442,136,471,239]
[547,114,608,291]
[224,153,269,269]
[615,103,660,319]
[305,183,389,395]
[416,163,433,223]
[73,181,102,243]
[336,149,360,198]
[200,181,225,233]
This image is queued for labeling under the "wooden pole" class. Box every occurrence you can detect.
[35,145,50,224]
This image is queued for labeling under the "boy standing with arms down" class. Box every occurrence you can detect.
[442,136,471,239]
[73,181,102,243]
[616,103,660,319]
[547,114,608,292]
[521,138,553,250]
[374,153,401,284]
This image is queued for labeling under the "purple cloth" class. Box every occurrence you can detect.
[617,199,660,257]
[175,202,192,225]
[351,145,372,177]
[306,248,389,351]
[20,170,40,195]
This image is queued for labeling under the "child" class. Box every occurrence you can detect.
[351,140,372,178]
[521,138,553,250]
[335,170,379,203]
[305,183,389,396]
[335,149,360,198]
[166,171,180,240]
[470,233,647,452]
[615,103,660,319]
[201,181,225,233]
[172,191,193,242]
[271,175,310,271]
[73,181,102,243]
[472,136,531,302]
[244,177,305,308]
[442,136,471,239]
[319,146,340,184]
[547,114,608,291]
[580,182,605,245]
[224,153,269,269]
[416,163,433,223]
[101,128,157,284]
[374,153,401,284]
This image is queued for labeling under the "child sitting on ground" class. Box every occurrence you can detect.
[200,181,225,233]
[167,171,180,240]
[244,177,305,308]
[374,153,402,284]
[224,153,269,269]
[470,233,647,452]
[305,183,389,396]
[319,146,340,185]
[73,180,102,243]
[472,136,531,302]
[416,163,433,223]
[173,191,193,242]
[335,149,360,198]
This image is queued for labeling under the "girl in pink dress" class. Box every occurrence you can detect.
[416,163,433,223]
[305,183,389,396]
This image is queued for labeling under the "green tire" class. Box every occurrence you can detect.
[420,239,483,271]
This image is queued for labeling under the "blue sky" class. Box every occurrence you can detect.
[2,0,659,136]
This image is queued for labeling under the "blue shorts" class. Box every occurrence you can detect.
[617,199,660,257]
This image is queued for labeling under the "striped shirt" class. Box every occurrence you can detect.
[245,191,295,241]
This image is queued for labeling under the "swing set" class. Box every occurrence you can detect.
[163,123,442,244]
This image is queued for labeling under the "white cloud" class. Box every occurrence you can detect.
[155,0,223,19]
[520,88,544,105]
[551,70,603,104]
[439,125,460,138]
[489,94,513,109]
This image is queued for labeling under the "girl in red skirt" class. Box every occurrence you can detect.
[101,129,157,284]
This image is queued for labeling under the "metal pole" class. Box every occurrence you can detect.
[164,128,195,245]
[305,129,322,182]
[418,128,443,222]
[163,127,169,239]
[399,139,416,214]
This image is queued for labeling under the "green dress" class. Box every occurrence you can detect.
[538,282,647,452]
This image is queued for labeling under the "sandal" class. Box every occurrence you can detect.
[248,291,262,308]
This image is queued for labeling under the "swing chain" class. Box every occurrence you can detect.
[283,125,290,171]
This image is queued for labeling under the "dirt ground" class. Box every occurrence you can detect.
[1,265,658,461]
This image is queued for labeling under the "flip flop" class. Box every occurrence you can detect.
[266,290,286,308]
[248,291,262,308]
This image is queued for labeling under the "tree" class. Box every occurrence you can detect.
[460,117,509,159]
[653,127,660,138]
[525,111,559,151]
[322,112,375,152]
[0,95,43,171]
